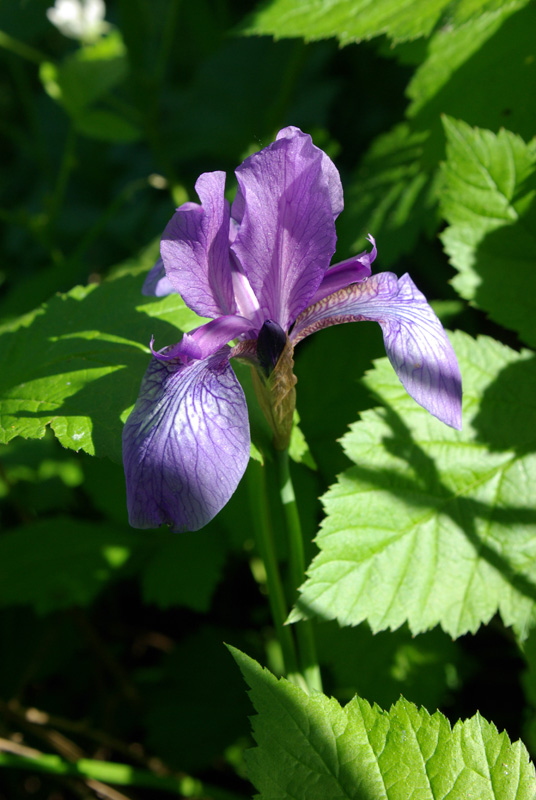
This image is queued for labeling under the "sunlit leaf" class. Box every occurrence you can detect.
[440,118,536,347]
[407,0,535,144]
[0,268,203,462]
[291,332,536,640]
[232,647,536,800]
[241,0,519,44]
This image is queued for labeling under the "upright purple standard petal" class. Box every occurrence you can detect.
[276,126,344,219]
[291,272,462,429]
[231,128,339,330]
[122,349,250,532]
[310,235,378,304]
[160,172,236,319]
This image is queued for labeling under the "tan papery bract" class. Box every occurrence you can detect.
[251,337,297,451]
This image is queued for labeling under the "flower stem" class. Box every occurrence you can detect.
[274,449,323,693]
[247,462,303,689]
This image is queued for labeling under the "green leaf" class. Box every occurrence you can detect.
[335,123,439,267]
[73,108,142,142]
[289,410,317,470]
[39,31,128,115]
[407,1,536,144]
[0,266,203,462]
[440,118,536,347]
[241,0,518,44]
[231,647,536,800]
[290,331,536,640]
[0,517,139,614]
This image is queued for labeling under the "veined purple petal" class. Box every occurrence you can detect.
[310,235,377,305]
[276,126,344,219]
[160,172,236,319]
[122,349,250,532]
[142,258,175,297]
[150,314,255,364]
[291,272,462,429]
[231,127,338,331]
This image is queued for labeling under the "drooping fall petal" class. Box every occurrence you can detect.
[122,348,250,532]
[291,272,462,429]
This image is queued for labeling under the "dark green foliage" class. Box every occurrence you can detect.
[1,0,536,796]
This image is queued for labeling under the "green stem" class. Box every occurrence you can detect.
[0,751,237,798]
[247,462,302,688]
[274,449,323,693]
[0,31,48,64]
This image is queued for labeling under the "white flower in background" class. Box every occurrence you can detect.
[46,0,110,42]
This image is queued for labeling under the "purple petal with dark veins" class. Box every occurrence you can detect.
[160,172,236,319]
[276,126,344,219]
[150,314,255,364]
[142,258,175,297]
[310,235,377,305]
[231,127,338,331]
[291,272,462,429]
[122,348,250,532]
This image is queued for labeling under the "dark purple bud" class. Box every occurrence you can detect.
[257,319,287,376]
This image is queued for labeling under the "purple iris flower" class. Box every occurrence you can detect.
[123,126,462,532]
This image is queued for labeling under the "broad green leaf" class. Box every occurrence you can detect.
[335,123,439,267]
[407,0,528,117]
[0,517,139,614]
[231,647,536,800]
[39,31,128,114]
[241,0,516,44]
[440,118,536,347]
[290,332,536,640]
[407,1,536,144]
[73,108,142,142]
[0,267,203,462]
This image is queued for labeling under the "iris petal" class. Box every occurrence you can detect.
[310,235,377,305]
[142,258,175,297]
[231,127,338,330]
[160,172,236,319]
[291,272,462,429]
[276,126,344,219]
[150,314,255,364]
[122,348,250,531]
